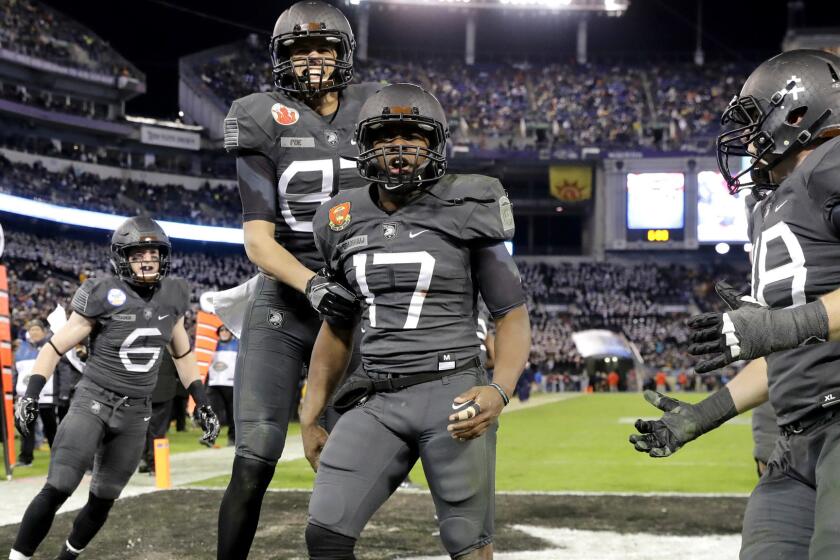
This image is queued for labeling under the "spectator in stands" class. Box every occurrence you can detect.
[13,320,57,467]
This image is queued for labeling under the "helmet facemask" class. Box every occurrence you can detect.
[111,242,171,286]
[270,25,353,96]
[357,114,447,193]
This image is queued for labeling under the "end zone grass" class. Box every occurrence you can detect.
[194,393,758,494]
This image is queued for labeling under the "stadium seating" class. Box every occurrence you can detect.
[0,0,141,78]
[194,41,751,154]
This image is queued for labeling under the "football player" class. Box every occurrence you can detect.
[215,2,378,558]
[9,217,219,560]
[301,83,531,560]
[629,50,840,559]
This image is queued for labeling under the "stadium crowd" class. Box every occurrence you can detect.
[5,227,745,389]
[0,155,240,226]
[0,0,140,78]
[197,42,751,153]
[0,134,235,178]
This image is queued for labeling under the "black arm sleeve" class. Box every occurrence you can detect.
[471,242,526,318]
[237,152,277,223]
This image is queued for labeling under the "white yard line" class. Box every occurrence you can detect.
[401,525,742,560]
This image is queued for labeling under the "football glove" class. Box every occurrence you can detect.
[194,405,221,447]
[305,269,358,320]
[629,389,737,458]
[687,282,828,373]
[15,396,39,438]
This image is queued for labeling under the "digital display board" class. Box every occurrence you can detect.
[697,171,749,243]
[626,173,685,230]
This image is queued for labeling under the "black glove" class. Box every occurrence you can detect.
[629,389,737,458]
[687,282,828,373]
[194,405,221,447]
[15,396,39,438]
[305,269,358,320]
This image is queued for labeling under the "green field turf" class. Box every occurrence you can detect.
[193,393,759,494]
[6,421,245,480]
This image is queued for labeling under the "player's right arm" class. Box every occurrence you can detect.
[628,358,767,458]
[299,320,355,471]
[15,312,94,436]
[238,153,315,294]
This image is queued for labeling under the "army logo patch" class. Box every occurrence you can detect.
[143,308,153,321]
[382,222,398,239]
[329,202,352,231]
[499,195,515,232]
[325,130,339,147]
[267,308,285,329]
[271,103,299,126]
[107,288,126,306]
[90,401,101,415]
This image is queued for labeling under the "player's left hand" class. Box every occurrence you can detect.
[447,386,504,441]
[686,282,769,373]
[14,396,39,438]
[194,405,221,447]
[305,269,359,320]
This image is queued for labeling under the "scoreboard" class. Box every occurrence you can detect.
[603,157,749,251]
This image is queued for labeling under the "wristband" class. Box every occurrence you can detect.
[693,386,738,435]
[187,379,210,408]
[25,374,47,399]
[489,382,510,407]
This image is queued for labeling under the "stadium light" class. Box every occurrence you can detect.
[715,242,730,255]
[346,0,625,11]
[0,194,244,245]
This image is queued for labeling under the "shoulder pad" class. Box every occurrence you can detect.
[162,277,191,317]
[804,136,840,211]
[449,175,515,242]
[71,277,123,318]
[224,93,279,155]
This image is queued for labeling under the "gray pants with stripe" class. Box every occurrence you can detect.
[741,410,840,560]
[309,367,496,558]
[47,379,150,500]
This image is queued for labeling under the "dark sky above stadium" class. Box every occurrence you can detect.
[49,0,840,119]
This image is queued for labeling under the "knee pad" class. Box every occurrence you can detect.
[229,455,275,501]
[85,492,115,522]
[439,516,483,558]
[305,523,356,560]
[39,484,72,510]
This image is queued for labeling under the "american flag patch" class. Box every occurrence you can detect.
[71,285,89,314]
[223,118,240,150]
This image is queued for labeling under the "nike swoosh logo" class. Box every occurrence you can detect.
[775,200,789,213]
[158,315,169,320]
[409,230,428,239]
[143,417,151,422]
[452,401,471,410]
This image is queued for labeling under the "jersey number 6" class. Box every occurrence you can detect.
[352,251,436,329]
[119,328,163,373]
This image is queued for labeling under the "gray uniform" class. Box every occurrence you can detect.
[47,276,189,499]
[310,175,521,557]
[740,136,840,560]
[223,84,378,464]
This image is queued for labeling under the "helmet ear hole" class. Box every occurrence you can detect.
[786,106,808,126]
[827,62,840,83]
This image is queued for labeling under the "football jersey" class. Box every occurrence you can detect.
[71,276,190,398]
[15,339,55,404]
[313,174,515,375]
[224,83,381,270]
[746,135,840,425]
[208,339,238,387]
